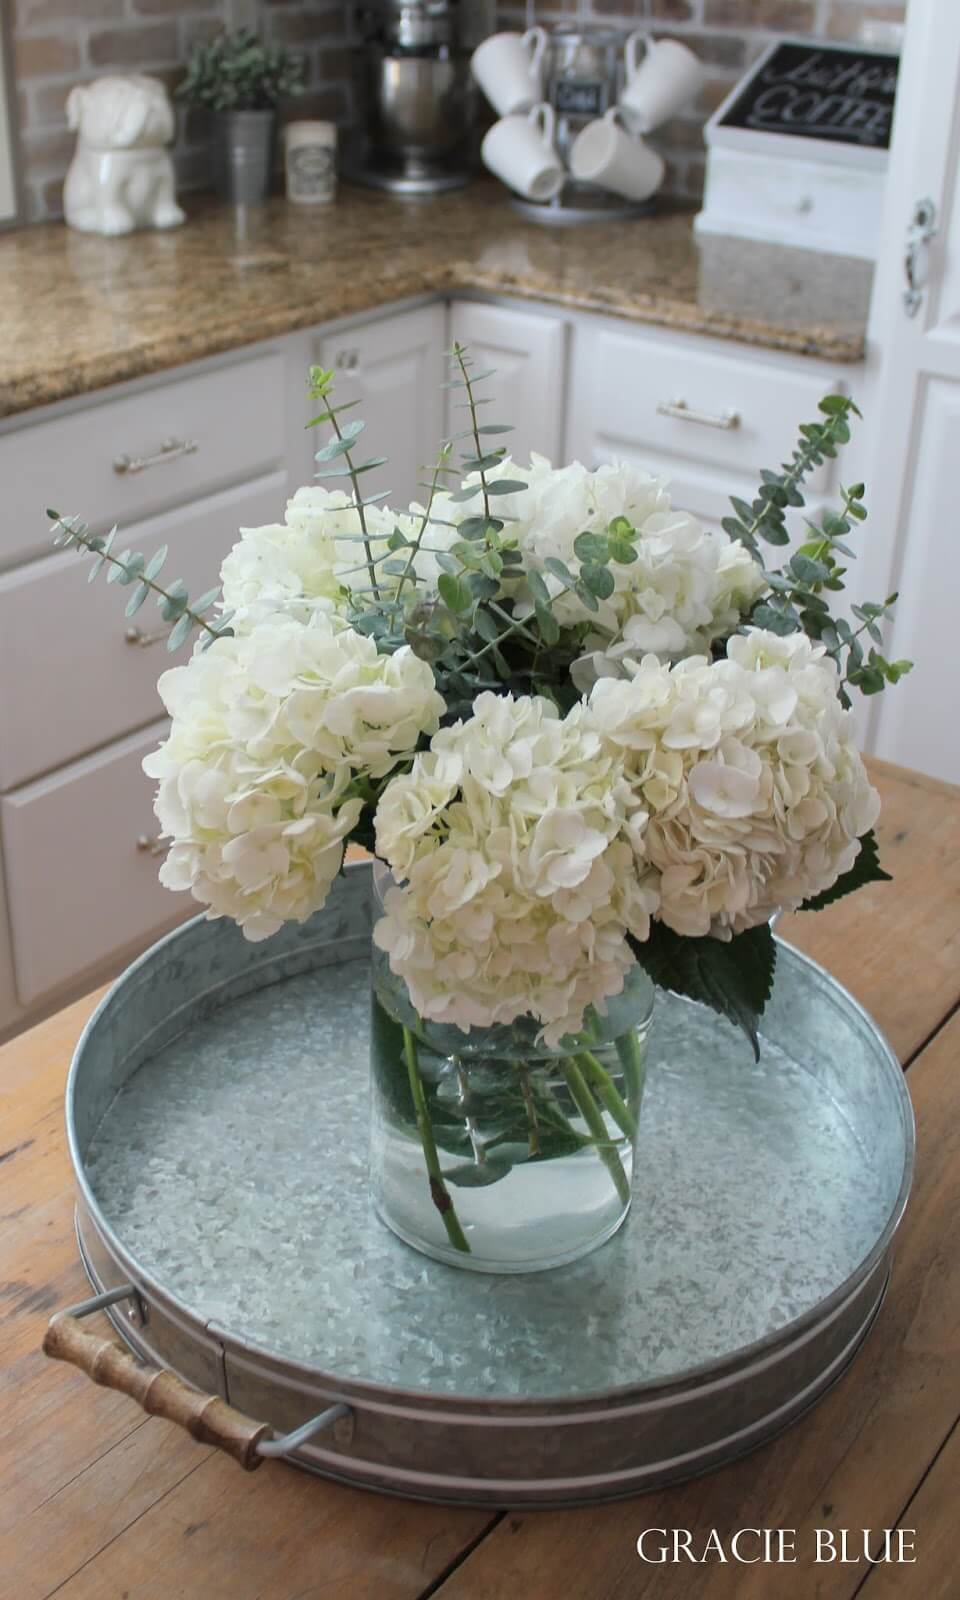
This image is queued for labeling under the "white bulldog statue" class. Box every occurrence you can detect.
[64,75,186,235]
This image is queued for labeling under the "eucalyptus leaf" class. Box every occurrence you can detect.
[438,573,472,614]
[166,611,195,651]
[144,545,168,581]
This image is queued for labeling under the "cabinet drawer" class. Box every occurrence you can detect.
[0,351,286,571]
[576,324,840,490]
[2,723,184,1005]
[0,473,286,791]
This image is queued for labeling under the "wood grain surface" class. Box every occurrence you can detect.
[1,758,957,1600]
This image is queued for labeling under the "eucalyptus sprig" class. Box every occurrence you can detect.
[715,394,913,706]
[46,510,233,652]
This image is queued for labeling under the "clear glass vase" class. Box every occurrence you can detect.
[369,873,655,1274]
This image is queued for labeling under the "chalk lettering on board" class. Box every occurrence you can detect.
[718,42,899,151]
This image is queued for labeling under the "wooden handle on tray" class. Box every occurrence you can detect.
[43,1311,270,1470]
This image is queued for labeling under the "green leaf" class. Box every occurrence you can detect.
[314,422,364,461]
[535,600,560,645]
[442,1157,514,1189]
[800,829,891,912]
[166,611,195,652]
[574,579,600,613]
[192,586,221,615]
[144,545,168,580]
[628,922,777,1061]
[159,580,189,621]
[473,607,499,643]
[124,582,150,617]
[387,529,408,551]
[580,563,615,599]
[461,452,505,472]
[544,556,575,588]
[457,514,503,541]
[818,394,850,416]
[438,572,472,614]
[607,536,638,565]
[573,531,610,564]
[526,569,551,606]
[106,551,132,584]
[790,554,830,584]
[485,479,528,496]
[476,424,514,434]
[467,574,500,601]
[751,603,798,636]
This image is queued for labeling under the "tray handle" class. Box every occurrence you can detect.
[43,1285,350,1471]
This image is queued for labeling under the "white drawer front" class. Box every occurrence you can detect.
[0,473,286,792]
[578,324,840,491]
[0,352,286,571]
[2,723,185,1005]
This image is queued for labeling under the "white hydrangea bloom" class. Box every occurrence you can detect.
[373,692,659,1045]
[590,628,881,938]
[426,453,765,678]
[220,486,426,631]
[143,612,444,940]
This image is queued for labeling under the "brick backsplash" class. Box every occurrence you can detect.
[11,0,357,222]
[11,0,905,222]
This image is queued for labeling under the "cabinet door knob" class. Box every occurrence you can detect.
[334,348,360,372]
[903,196,938,317]
[656,398,740,431]
[124,624,167,650]
[113,437,198,476]
[135,833,166,857]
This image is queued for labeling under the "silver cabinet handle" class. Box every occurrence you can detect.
[136,833,166,857]
[334,348,360,372]
[656,398,741,431]
[904,196,938,317]
[113,437,198,476]
[125,624,167,650]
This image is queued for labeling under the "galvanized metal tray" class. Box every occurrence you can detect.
[58,861,913,1505]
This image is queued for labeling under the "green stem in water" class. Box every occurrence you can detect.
[614,1029,648,1124]
[561,1058,631,1208]
[517,1063,541,1156]
[574,1050,637,1140]
[402,1027,471,1254]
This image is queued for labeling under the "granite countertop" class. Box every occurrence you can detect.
[0,183,873,419]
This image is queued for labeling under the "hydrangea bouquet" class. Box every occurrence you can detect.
[49,347,910,1271]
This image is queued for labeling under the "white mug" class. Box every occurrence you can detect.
[619,32,705,134]
[471,27,548,117]
[481,102,564,203]
[570,107,665,202]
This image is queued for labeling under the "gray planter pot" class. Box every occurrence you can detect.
[212,109,276,204]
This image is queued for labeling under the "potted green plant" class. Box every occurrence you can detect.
[177,28,306,204]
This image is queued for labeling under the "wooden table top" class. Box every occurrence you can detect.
[1,757,958,1600]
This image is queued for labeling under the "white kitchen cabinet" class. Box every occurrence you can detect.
[446,300,568,465]
[0,473,286,792]
[0,350,287,575]
[312,303,446,509]
[857,0,960,784]
[565,314,847,528]
[1,721,186,1007]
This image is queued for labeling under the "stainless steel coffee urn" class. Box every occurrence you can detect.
[348,0,493,193]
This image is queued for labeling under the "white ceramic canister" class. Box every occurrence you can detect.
[285,120,337,205]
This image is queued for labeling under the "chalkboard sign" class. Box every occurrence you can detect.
[718,41,898,151]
